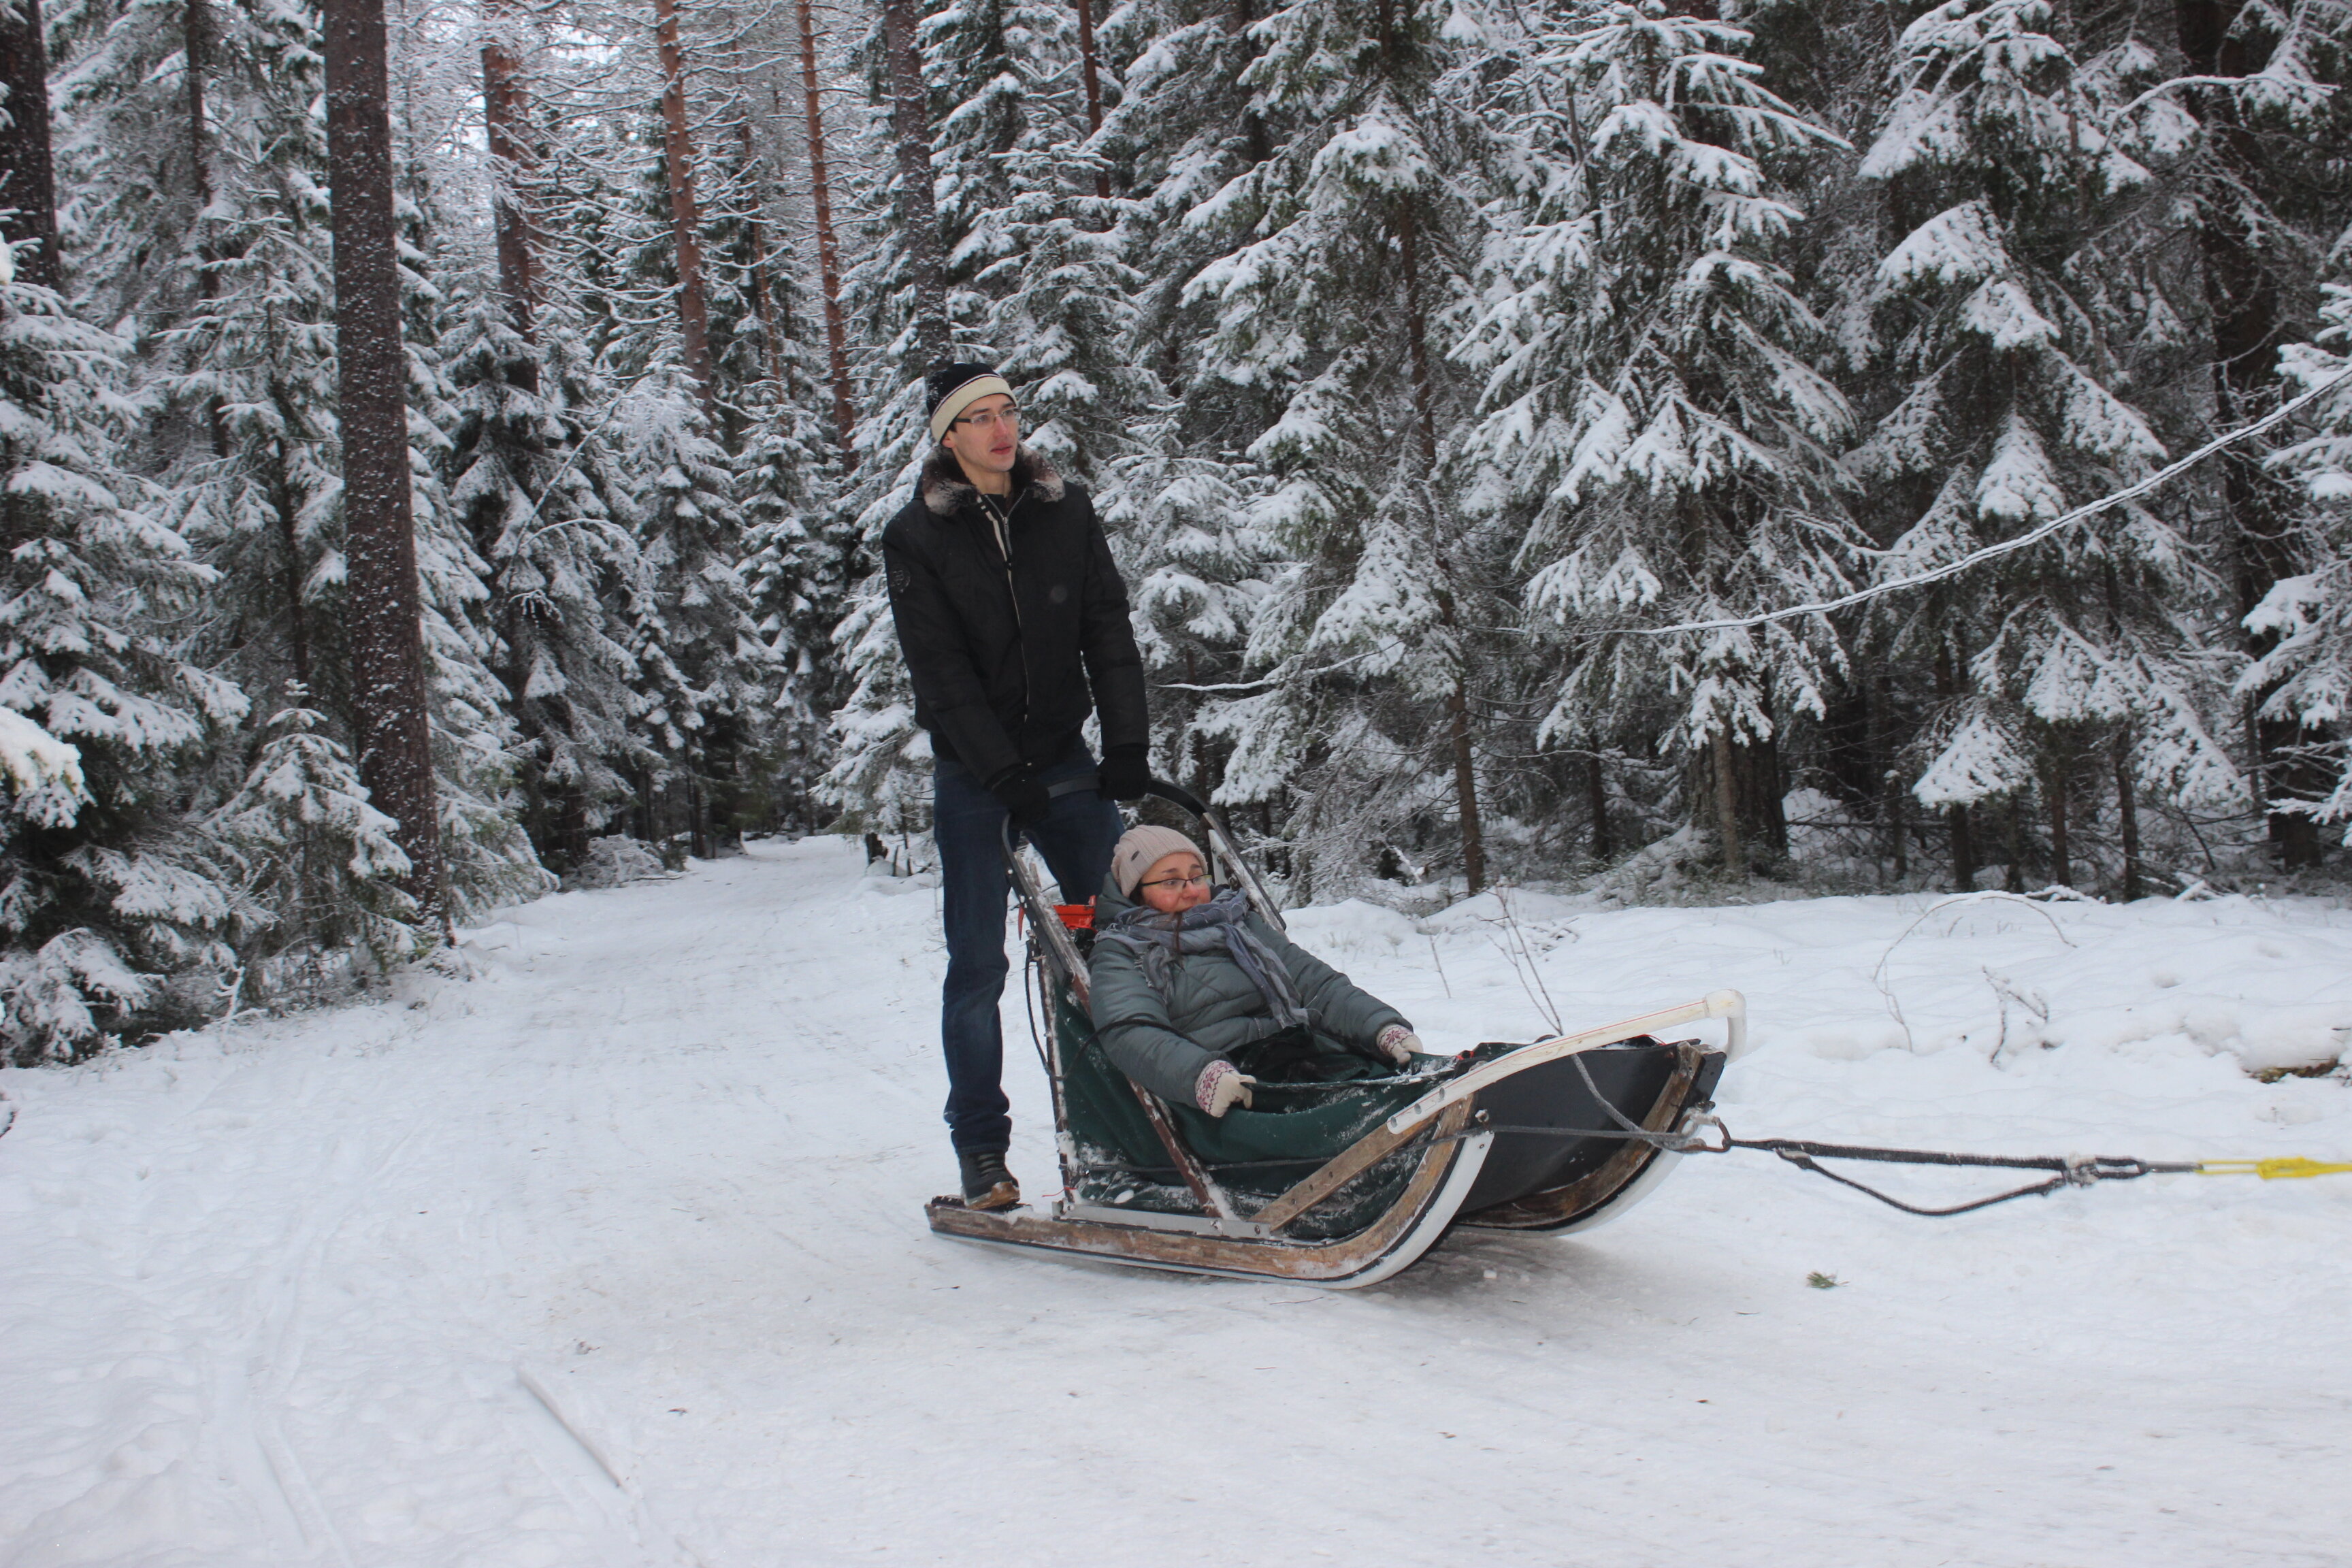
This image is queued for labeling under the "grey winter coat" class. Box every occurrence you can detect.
[1086,880,1411,1105]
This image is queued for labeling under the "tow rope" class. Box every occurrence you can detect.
[1520,1054,2352,1218]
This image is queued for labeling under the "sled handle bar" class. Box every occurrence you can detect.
[1381,990,1750,1137]
[998,775,1289,954]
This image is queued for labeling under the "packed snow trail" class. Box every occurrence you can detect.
[3,838,2349,1567]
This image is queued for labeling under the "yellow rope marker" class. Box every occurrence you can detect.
[2196,1158,2352,1180]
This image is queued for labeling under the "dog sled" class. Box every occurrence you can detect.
[925,782,1746,1288]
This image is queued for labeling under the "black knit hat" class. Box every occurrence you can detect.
[924,363,1013,442]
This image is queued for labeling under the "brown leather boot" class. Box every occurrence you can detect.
[956,1149,1020,1211]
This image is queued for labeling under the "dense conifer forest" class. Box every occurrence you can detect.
[3,0,2351,1059]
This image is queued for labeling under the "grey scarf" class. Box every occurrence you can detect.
[1097,887,1310,1030]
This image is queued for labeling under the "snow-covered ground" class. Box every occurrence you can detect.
[4,838,2350,1567]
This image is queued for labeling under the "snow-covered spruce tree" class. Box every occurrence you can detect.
[615,378,775,855]
[1454,0,1861,877]
[440,284,647,873]
[732,265,852,832]
[1092,0,1288,802]
[2252,250,2352,847]
[206,701,414,970]
[0,261,254,1061]
[2169,0,2352,868]
[1854,0,2240,892]
[393,167,549,919]
[1173,0,1508,894]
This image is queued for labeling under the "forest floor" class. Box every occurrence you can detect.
[3,837,2350,1567]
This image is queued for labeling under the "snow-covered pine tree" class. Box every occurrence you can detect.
[0,251,253,1060]
[1171,0,1504,893]
[207,700,414,970]
[615,377,775,855]
[2252,240,2352,847]
[441,289,647,871]
[1855,0,2240,892]
[392,153,549,919]
[2170,0,2352,868]
[1454,0,1861,876]
[1092,0,1288,802]
[816,371,932,833]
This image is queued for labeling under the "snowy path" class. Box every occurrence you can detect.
[3,838,2349,1567]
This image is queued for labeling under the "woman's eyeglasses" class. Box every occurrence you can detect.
[1139,874,1211,891]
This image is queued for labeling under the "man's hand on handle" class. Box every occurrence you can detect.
[1097,745,1152,802]
[986,764,1053,829]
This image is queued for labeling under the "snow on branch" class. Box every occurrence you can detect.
[1614,363,2352,640]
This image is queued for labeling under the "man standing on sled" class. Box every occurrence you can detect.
[882,363,1152,1211]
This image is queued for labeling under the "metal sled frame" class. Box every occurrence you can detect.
[923,781,1744,1288]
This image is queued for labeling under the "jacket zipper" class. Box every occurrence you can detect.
[979,489,1030,731]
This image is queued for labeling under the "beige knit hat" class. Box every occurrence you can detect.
[1111,826,1205,898]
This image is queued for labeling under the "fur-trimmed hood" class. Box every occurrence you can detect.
[921,443,1066,516]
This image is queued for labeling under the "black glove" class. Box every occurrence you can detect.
[1097,745,1152,802]
[986,764,1052,829]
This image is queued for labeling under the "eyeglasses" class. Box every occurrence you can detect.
[953,405,1022,432]
[1139,874,1211,891]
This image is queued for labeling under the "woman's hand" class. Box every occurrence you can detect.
[1375,1024,1422,1066]
[1195,1060,1256,1117]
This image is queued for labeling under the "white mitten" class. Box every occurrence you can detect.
[1195,1060,1256,1118]
[1375,1024,1422,1066]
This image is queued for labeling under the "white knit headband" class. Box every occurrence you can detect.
[928,374,1015,442]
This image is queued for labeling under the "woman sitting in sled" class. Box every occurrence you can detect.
[1087,826,1426,1119]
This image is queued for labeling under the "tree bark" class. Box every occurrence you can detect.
[735,117,790,405]
[186,0,230,455]
[263,378,314,693]
[480,0,541,351]
[1947,802,1976,892]
[1712,727,1743,875]
[650,0,719,419]
[789,1,856,447]
[1398,201,1484,894]
[1585,752,1613,863]
[879,0,948,364]
[2114,736,2142,902]
[1872,672,1906,880]
[321,0,446,924]
[2046,756,2070,888]
[1934,637,1974,890]
[1073,0,1110,199]
[0,0,62,291]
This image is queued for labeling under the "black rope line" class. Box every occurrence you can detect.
[1475,1106,2199,1217]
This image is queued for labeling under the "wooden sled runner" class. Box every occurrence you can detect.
[925,781,1747,1288]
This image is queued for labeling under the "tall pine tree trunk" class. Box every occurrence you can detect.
[1712,728,1743,875]
[321,0,446,924]
[2176,0,2321,868]
[1398,200,1484,894]
[1586,753,1613,863]
[186,0,229,455]
[480,0,540,350]
[1073,0,1109,200]
[788,3,855,446]
[879,0,947,364]
[0,0,61,290]
[735,118,790,405]
[2114,737,2143,901]
[2046,755,2070,888]
[1934,638,1974,891]
[651,0,718,419]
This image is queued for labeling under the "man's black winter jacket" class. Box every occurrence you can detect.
[881,446,1148,785]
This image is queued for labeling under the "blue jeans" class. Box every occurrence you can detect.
[933,745,1122,1153]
